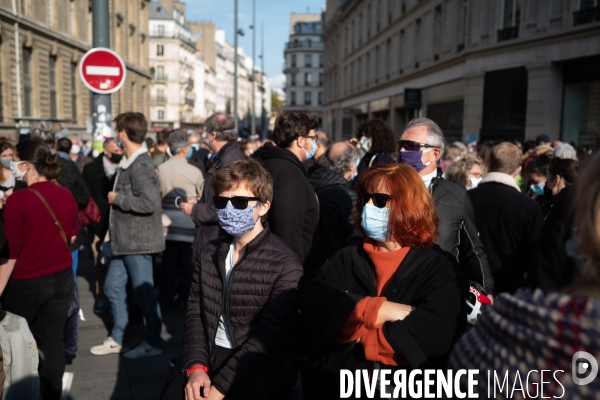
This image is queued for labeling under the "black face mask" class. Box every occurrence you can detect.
[109,153,123,164]
[543,185,553,198]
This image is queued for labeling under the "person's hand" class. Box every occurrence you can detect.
[206,387,225,400]
[487,294,494,305]
[180,198,197,216]
[108,191,118,204]
[376,301,414,325]
[185,370,211,400]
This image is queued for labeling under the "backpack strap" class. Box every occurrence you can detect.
[27,188,68,245]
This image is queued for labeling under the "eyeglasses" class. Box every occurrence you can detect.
[213,196,260,210]
[305,135,317,143]
[397,140,440,152]
[360,192,391,208]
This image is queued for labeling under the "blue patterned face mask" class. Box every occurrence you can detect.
[216,202,262,237]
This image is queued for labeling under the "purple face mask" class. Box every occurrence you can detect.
[399,149,432,173]
[216,202,262,237]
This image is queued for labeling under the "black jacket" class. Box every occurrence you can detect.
[305,168,358,276]
[82,154,114,239]
[526,186,578,291]
[57,157,90,251]
[468,177,544,294]
[430,170,494,293]
[355,152,397,184]
[300,243,468,399]
[178,225,303,397]
[253,143,319,263]
[192,141,245,248]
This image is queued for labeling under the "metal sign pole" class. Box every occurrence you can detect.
[91,0,112,154]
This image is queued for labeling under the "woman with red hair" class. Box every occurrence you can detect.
[300,164,468,399]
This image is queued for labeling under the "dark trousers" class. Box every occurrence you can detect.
[4,268,74,400]
[160,240,193,308]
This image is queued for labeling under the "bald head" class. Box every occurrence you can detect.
[319,141,358,179]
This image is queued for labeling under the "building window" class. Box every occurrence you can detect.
[49,56,57,118]
[157,25,165,37]
[503,0,521,28]
[305,72,312,86]
[156,66,165,80]
[157,109,164,120]
[305,54,312,67]
[71,62,77,121]
[23,47,32,117]
[318,92,323,105]
[157,45,164,56]
[290,91,296,105]
[319,54,323,67]
[304,92,311,105]
[319,73,323,86]
[291,54,296,67]
[306,39,312,48]
[291,74,296,86]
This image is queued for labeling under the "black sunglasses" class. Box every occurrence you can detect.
[213,196,260,210]
[360,192,391,208]
[397,140,440,152]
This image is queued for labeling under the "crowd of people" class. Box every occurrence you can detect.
[0,110,597,399]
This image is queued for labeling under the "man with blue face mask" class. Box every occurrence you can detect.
[399,118,495,298]
[252,111,319,265]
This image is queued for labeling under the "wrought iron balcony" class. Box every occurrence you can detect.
[152,96,167,103]
[497,26,519,43]
[573,6,600,26]
[286,41,324,50]
[185,98,195,107]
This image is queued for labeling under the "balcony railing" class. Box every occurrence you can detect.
[573,6,600,26]
[286,41,324,50]
[185,99,195,107]
[154,74,168,81]
[149,30,196,49]
[152,96,167,103]
[497,26,519,42]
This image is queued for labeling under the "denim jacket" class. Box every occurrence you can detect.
[109,146,165,256]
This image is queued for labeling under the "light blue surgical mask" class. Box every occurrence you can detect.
[361,203,390,242]
[186,147,194,159]
[304,138,317,159]
[530,182,545,196]
[190,144,200,152]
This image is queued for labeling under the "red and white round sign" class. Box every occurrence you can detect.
[79,48,127,94]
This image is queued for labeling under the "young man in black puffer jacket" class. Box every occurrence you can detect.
[160,159,303,400]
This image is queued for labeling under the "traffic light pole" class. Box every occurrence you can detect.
[92,0,112,153]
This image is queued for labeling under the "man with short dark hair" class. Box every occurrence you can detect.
[253,111,319,263]
[153,129,171,167]
[306,141,359,275]
[82,138,123,313]
[90,112,165,358]
[399,118,494,295]
[305,130,330,176]
[180,113,245,248]
[468,142,544,294]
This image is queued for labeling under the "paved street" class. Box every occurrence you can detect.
[65,251,185,400]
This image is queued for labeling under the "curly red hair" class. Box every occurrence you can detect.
[356,164,438,248]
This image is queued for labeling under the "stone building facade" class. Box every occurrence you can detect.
[322,0,600,146]
[283,13,324,126]
[0,0,151,139]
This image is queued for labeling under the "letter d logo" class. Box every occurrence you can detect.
[572,351,599,385]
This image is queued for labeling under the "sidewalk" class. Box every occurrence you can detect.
[66,253,185,400]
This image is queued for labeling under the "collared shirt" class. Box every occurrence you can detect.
[421,169,438,191]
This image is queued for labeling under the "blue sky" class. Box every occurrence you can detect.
[185,0,326,93]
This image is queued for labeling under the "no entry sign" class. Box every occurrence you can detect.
[79,48,127,94]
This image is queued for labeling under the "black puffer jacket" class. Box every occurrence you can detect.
[430,169,495,293]
[306,168,358,277]
[178,224,303,397]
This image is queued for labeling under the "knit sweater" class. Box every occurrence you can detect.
[336,240,411,366]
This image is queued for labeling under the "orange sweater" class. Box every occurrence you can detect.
[335,240,410,366]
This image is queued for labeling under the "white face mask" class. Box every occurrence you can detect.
[10,161,28,181]
[71,144,81,155]
[467,177,482,190]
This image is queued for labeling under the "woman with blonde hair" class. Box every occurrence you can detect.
[444,155,488,190]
